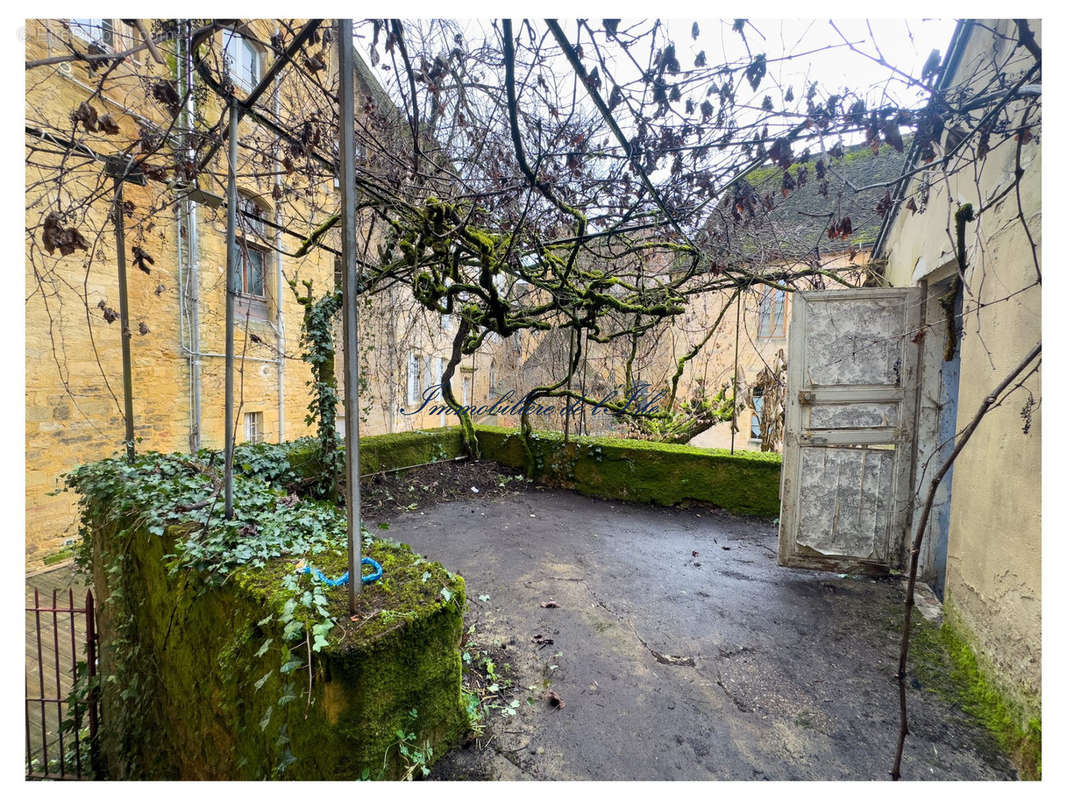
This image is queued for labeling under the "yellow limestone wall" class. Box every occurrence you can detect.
[25,21,332,564]
[25,20,510,565]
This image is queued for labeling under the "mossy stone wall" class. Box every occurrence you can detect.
[283,426,781,516]
[285,429,466,478]
[91,512,466,780]
[474,425,782,516]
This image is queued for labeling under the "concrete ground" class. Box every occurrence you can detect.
[388,488,1015,781]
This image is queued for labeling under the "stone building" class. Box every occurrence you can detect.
[483,142,906,452]
[24,19,494,565]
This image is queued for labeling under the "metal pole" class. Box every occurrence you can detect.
[224,98,240,519]
[338,18,363,611]
[113,178,136,463]
[731,290,741,455]
[184,21,203,453]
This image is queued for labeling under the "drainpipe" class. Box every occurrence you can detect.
[183,20,203,452]
[273,26,286,443]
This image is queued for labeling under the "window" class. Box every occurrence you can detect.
[407,351,421,406]
[441,313,452,331]
[245,411,264,443]
[223,32,260,92]
[758,288,786,338]
[750,387,764,440]
[236,196,267,299]
[239,195,265,236]
[488,361,496,397]
[70,19,114,49]
[434,358,447,426]
[236,241,266,297]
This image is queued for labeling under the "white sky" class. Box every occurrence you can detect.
[356,18,959,159]
[675,19,956,103]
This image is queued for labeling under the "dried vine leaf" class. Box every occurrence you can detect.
[41,212,88,256]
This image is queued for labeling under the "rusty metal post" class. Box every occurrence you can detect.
[337,18,363,611]
[67,588,82,779]
[33,587,47,776]
[85,589,102,778]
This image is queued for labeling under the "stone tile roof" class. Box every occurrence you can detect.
[704,141,909,264]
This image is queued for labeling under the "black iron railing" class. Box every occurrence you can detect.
[25,588,100,780]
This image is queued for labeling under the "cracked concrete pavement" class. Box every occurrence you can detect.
[386,487,1015,781]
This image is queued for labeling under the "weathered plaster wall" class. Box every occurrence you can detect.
[880,20,1041,715]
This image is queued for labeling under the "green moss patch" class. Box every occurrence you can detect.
[475,425,781,516]
[238,538,465,648]
[911,617,1041,780]
[278,425,780,517]
[281,428,465,486]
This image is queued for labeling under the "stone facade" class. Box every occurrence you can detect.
[24,20,495,565]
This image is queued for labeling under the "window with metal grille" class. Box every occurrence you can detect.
[245,411,263,443]
[407,351,421,406]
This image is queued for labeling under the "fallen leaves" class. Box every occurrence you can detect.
[545,690,565,710]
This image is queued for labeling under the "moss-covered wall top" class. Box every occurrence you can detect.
[474,425,782,516]
[280,428,465,482]
[277,425,781,517]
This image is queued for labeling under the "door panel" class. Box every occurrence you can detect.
[795,446,895,559]
[778,288,921,574]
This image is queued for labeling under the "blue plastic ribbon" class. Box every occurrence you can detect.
[298,557,382,587]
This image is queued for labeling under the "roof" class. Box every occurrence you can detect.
[702,141,909,265]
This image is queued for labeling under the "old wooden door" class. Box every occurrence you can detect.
[778,287,921,574]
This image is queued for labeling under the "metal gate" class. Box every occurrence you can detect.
[25,587,100,780]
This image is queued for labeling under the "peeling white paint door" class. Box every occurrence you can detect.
[778,288,921,574]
